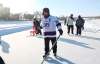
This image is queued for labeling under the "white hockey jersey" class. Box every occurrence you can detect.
[41,16,62,37]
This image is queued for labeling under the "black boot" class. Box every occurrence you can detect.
[43,54,47,58]
[54,53,57,57]
[43,53,50,58]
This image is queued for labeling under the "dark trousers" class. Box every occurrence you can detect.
[67,25,74,34]
[76,26,82,35]
[37,29,42,35]
[44,37,57,55]
[0,56,5,64]
[35,26,42,35]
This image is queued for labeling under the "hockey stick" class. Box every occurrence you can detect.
[41,34,61,64]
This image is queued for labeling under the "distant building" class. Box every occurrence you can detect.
[0,4,3,7]
[0,4,10,20]
[10,13,20,20]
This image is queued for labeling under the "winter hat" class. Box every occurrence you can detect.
[43,8,50,15]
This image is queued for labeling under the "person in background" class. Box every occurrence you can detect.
[33,18,42,35]
[67,14,75,35]
[40,8,63,57]
[76,15,85,36]
[0,56,5,64]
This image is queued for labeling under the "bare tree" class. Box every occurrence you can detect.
[33,11,42,20]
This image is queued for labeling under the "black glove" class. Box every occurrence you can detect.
[40,26,43,29]
[58,29,63,35]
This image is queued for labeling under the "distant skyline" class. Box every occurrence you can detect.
[0,0,100,16]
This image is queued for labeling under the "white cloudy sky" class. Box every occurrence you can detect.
[0,0,100,16]
[0,0,38,13]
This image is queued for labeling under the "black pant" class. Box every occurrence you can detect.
[76,26,82,35]
[67,25,74,34]
[36,29,42,35]
[0,56,5,64]
[44,37,57,55]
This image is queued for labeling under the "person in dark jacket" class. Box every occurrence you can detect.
[76,15,85,36]
[33,18,42,35]
[0,56,5,64]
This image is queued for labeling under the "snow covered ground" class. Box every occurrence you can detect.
[84,19,100,33]
[0,19,100,64]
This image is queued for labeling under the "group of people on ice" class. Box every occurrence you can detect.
[38,8,85,60]
[0,8,85,64]
[32,8,85,58]
[64,14,85,36]
[33,13,85,37]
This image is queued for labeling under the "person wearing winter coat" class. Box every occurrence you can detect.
[76,15,85,36]
[67,14,75,35]
[33,18,42,35]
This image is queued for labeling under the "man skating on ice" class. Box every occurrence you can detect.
[40,8,63,57]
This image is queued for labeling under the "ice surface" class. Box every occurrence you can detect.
[0,19,100,64]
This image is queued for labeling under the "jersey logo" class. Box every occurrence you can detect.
[44,22,50,27]
[43,18,51,28]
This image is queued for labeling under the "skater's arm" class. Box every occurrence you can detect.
[56,19,62,30]
[66,17,69,26]
[64,18,67,25]
[40,21,43,29]
[55,18,63,35]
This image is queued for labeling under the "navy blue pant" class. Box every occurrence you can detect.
[76,26,82,35]
[67,25,74,34]
[44,37,57,55]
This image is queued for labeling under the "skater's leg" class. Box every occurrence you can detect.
[67,25,70,34]
[44,37,50,55]
[36,26,39,35]
[71,25,74,34]
[39,29,42,35]
[51,37,57,56]
[76,26,78,35]
[76,26,79,35]
[79,27,82,35]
